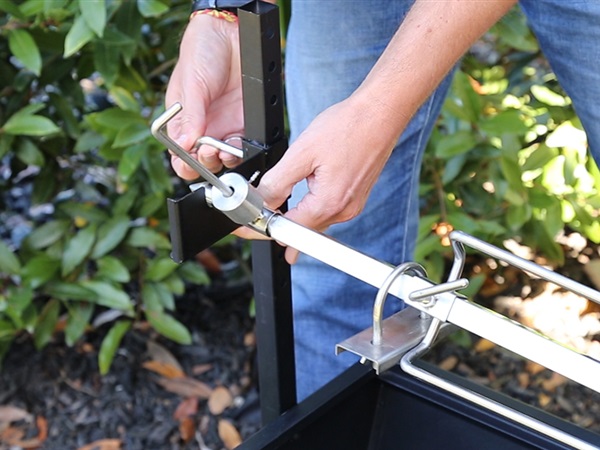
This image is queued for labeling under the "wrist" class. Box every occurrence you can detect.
[190,9,238,23]
[191,0,250,14]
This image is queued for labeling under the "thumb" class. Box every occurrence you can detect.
[257,146,312,211]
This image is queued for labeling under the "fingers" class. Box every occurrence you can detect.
[258,144,312,210]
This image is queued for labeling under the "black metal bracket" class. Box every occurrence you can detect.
[167,1,287,263]
[165,1,296,424]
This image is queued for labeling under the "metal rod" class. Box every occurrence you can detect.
[408,278,469,302]
[447,299,600,392]
[400,342,598,450]
[151,103,234,197]
[266,214,433,304]
[265,213,600,393]
[196,136,245,159]
[451,230,600,305]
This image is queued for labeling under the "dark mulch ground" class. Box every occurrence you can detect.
[0,279,260,450]
[1,236,600,449]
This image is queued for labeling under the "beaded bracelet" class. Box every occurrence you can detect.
[190,9,238,23]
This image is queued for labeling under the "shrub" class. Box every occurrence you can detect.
[417,8,600,283]
[0,0,208,372]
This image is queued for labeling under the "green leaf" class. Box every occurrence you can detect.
[126,227,171,250]
[48,92,80,139]
[58,201,108,223]
[65,302,94,346]
[163,274,185,295]
[113,123,151,148]
[86,108,143,131]
[26,220,70,249]
[145,257,179,282]
[146,310,191,345]
[521,144,558,172]
[493,9,539,53]
[34,299,60,350]
[80,280,133,311]
[0,135,14,159]
[62,223,97,276]
[91,215,131,258]
[16,139,45,166]
[3,114,60,137]
[118,144,145,182]
[74,131,105,153]
[5,286,34,318]
[21,254,60,289]
[531,85,569,107]
[506,204,532,230]
[8,29,42,76]
[0,240,21,275]
[143,282,175,311]
[0,1,26,19]
[96,256,131,283]
[79,0,106,37]
[178,261,210,285]
[10,103,44,118]
[137,0,168,17]
[532,221,564,265]
[500,154,525,193]
[445,71,482,123]
[109,86,140,112]
[44,281,98,301]
[137,193,164,217]
[142,150,173,194]
[441,154,467,185]
[141,283,163,311]
[93,38,120,87]
[64,14,95,58]
[435,131,477,159]
[480,110,530,136]
[0,320,16,340]
[98,320,131,375]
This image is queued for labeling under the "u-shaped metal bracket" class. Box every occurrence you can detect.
[372,262,428,346]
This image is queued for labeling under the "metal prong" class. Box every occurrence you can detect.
[151,103,233,197]
[196,136,245,159]
[409,278,469,302]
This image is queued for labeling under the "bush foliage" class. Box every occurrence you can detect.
[0,0,209,372]
[0,2,598,370]
[417,8,600,282]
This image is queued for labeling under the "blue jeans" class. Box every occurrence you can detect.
[284,0,600,400]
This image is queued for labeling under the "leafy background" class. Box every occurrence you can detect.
[0,0,599,374]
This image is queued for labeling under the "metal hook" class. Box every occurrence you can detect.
[151,103,233,197]
[372,262,428,346]
[195,136,245,159]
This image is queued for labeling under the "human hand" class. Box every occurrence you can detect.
[244,94,407,263]
[166,14,244,180]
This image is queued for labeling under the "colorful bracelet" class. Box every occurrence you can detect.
[190,9,238,23]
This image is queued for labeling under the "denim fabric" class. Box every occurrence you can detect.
[519,0,600,162]
[285,0,454,400]
[284,0,600,400]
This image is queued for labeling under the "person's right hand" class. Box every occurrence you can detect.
[166,13,244,180]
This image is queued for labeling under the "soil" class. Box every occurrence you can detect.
[1,236,600,450]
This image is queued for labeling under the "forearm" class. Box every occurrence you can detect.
[355,0,517,138]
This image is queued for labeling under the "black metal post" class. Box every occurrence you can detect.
[238,2,297,423]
